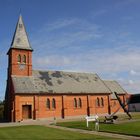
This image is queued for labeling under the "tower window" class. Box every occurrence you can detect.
[23,55,26,63]
[18,54,21,63]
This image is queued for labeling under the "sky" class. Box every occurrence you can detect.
[1,0,140,100]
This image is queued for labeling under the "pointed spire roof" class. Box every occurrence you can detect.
[10,14,33,51]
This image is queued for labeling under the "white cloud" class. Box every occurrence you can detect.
[120,79,140,93]
[128,80,134,85]
[130,70,137,76]
[31,18,102,52]
[34,46,140,73]
[75,47,140,73]
[42,18,79,32]
[92,9,107,17]
[35,55,72,67]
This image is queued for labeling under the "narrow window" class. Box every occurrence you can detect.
[18,54,21,63]
[101,97,104,107]
[96,97,100,107]
[78,98,82,108]
[23,55,26,63]
[74,98,77,108]
[52,98,56,109]
[46,98,50,109]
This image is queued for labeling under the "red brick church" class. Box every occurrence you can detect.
[5,15,128,122]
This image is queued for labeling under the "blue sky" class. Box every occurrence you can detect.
[1,0,140,99]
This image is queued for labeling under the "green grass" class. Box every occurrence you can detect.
[0,125,121,140]
[57,120,140,136]
[100,122,140,136]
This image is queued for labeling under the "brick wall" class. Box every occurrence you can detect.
[13,94,113,122]
[63,95,87,117]
[110,95,126,113]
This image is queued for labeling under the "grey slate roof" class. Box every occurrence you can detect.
[12,70,111,94]
[104,80,126,99]
[10,15,33,51]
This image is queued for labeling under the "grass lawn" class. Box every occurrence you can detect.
[57,120,140,137]
[0,125,122,140]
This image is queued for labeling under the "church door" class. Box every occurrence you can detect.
[22,105,32,119]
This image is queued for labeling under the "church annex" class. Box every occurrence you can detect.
[5,15,128,122]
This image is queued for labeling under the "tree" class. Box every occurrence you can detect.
[0,100,4,120]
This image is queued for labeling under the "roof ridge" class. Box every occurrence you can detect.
[99,77,112,94]
[103,80,116,82]
[33,69,96,75]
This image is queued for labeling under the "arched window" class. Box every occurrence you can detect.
[18,54,21,63]
[78,98,82,108]
[46,98,50,109]
[74,98,77,108]
[52,98,56,109]
[101,97,104,107]
[96,97,100,107]
[23,55,26,63]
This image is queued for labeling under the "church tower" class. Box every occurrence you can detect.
[7,14,33,76]
[5,15,33,121]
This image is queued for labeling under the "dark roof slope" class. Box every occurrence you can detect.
[104,80,127,99]
[11,70,111,94]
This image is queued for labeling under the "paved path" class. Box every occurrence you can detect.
[0,120,140,140]
[0,120,51,127]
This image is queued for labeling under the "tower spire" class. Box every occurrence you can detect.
[10,14,33,51]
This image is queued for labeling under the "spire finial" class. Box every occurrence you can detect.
[19,8,22,15]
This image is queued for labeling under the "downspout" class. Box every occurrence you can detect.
[87,95,90,116]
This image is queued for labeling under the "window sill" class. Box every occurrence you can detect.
[46,108,56,111]
[73,107,82,109]
[96,106,104,108]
